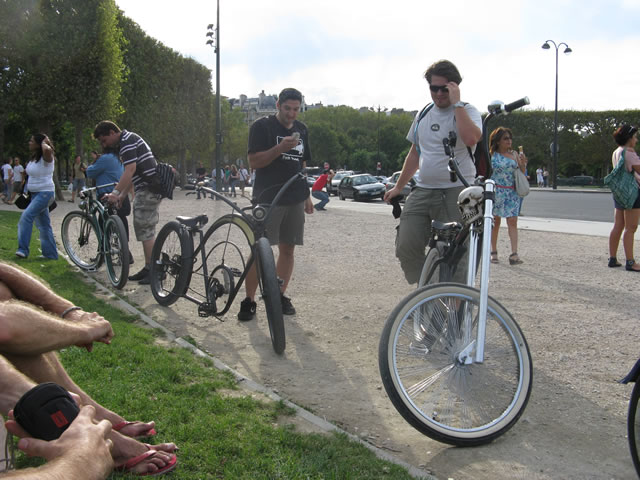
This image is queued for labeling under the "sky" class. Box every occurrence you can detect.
[114,0,640,114]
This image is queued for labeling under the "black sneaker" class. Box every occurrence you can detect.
[281,295,296,315]
[128,266,149,281]
[237,297,256,321]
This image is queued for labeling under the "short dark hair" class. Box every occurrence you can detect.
[93,121,120,139]
[278,88,302,104]
[613,124,638,146]
[424,60,462,85]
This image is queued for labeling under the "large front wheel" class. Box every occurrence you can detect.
[104,216,129,289]
[256,237,285,354]
[61,211,102,270]
[379,283,532,446]
[150,221,192,306]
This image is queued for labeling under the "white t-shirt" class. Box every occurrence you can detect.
[407,103,482,188]
[1,164,12,181]
[26,157,55,192]
[13,164,24,183]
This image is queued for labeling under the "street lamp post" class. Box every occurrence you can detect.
[542,39,572,190]
[206,1,222,193]
[371,105,387,174]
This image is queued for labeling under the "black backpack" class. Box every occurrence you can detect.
[414,102,491,179]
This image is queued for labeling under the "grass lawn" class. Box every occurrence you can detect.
[0,211,418,479]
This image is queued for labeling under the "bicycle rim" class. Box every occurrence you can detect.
[104,217,129,289]
[379,283,532,446]
[629,382,640,477]
[256,237,285,354]
[150,221,192,306]
[61,211,102,270]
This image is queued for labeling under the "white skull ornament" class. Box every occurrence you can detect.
[457,186,484,225]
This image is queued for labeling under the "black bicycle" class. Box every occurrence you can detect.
[149,172,306,355]
[621,358,640,477]
[60,183,130,289]
[379,98,533,446]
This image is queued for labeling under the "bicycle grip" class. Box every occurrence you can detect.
[504,97,530,113]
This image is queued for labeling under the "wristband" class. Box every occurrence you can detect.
[112,188,120,196]
[61,306,81,318]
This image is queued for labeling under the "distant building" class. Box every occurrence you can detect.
[229,90,309,125]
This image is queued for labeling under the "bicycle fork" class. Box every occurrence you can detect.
[458,180,495,365]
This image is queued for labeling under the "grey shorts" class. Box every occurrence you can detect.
[12,182,22,193]
[72,178,85,192]
[265,202,305,246]
[132,189,162,242]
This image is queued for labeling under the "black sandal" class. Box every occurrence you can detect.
[608,257,622,268]
[509,253,523,265]
[490,251,499,264]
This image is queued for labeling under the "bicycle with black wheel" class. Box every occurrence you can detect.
[60,183,130,289]
[621,358,640,478]
[379,97,533,446]
[149,172,306,355]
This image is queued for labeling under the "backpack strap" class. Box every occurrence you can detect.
[413,103,434,156]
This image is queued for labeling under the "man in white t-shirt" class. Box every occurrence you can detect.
[383,60,482,284]
[238,166,249,195]
[1,158,13,202]
[9,157,25,204]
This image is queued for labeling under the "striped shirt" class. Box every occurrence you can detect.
[119,130,157,192]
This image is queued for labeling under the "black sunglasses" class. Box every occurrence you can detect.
[429,84,449,93]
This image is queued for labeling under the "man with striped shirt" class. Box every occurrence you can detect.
[93,121,163,285]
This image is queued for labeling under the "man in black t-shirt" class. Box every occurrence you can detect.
[237,88,313,321]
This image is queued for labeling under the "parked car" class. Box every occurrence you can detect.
[384,171,417,202]
[327,170,354,195]
[557,175,595,186]
[338,174,386,201]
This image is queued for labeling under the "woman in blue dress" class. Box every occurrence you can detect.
[489,127,528,265]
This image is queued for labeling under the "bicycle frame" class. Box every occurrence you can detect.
[78,183,118,248]
[177,172,306,316]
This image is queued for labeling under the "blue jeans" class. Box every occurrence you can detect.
[312,191,329,209]
[17,191,58,259]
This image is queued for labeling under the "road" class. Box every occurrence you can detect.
[326,188,614,223]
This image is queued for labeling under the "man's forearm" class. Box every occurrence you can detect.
[248,144,286,169]
[0,264,73,315]
[0,301,96,355]
[0,354,35,414]
[396,145,420,188]
[0,458,106,480]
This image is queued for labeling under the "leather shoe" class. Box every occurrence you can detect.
[128,266,149,281]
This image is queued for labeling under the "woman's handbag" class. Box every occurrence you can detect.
[514,168,530,197]
[14,192,30,210]
[604,150,638,209]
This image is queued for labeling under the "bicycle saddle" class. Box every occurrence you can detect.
[176,215,208,228]
[431,220,461,232]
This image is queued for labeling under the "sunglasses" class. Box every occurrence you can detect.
[502,136,513,140]
[429,84,449,93]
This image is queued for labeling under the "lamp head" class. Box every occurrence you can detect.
[207,23,214,29]
[206,39,214,46]
[206,31,214,37]
[563,46,572,54]
[541,42,551,50]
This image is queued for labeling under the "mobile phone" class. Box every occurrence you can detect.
[518,146,523,154]
[292,132,300,141]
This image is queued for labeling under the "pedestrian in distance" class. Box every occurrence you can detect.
[607,124,640,271]
[8,157,24,205]
[237,87,313,321]
[383,59,482,284]
[488,127,528,265]
[311,169,334,210]
[69,155,86,203]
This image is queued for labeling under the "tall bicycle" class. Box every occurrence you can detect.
[61,183,130,289]
[379,98,533,446]
[621,358,640,477]
[149,173,306,355]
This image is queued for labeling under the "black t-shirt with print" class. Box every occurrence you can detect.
[248,115,311,205]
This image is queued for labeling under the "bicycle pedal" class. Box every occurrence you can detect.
[198,303,217,317]
[230,268,242,277]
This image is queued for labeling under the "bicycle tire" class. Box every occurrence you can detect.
[256,237,285,354]
[629,381,640,477]
[150,221,192,306]
[418,242,452,288]
[61,211,103,270]
[103,216,130,289]
[379,282,532,446]
[199,214,253,310]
